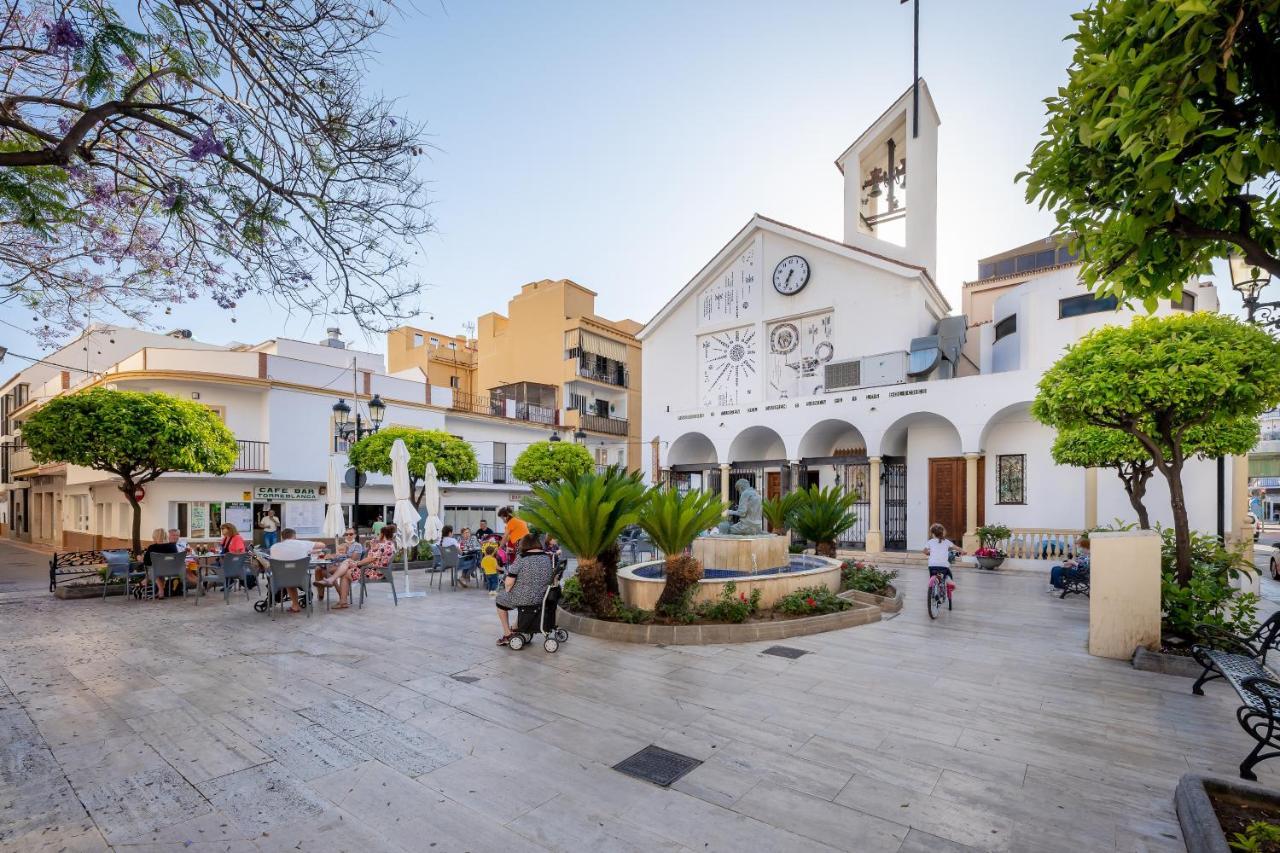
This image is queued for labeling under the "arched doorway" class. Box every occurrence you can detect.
[727,425,788,501]
[667,432,718,494]
[797,419,871,546]
[881,411,965,549]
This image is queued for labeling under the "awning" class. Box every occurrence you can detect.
[566,328,627,363]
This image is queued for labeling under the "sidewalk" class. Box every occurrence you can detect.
[0,538,53,600]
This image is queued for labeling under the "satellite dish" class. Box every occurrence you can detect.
[344,468,367,489]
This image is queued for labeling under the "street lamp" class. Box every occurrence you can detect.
[573,429,587,444]
[1229,253,1277,329]
[549,431,561,442]
[333,395,385,531]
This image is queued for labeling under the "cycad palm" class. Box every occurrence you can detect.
[636,488,725,611]
[762,491,803,535]
[790,486,858,557]
[518,470,646,615]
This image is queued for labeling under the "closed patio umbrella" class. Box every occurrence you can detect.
[390,438,425,598]
[421,461,443,543]
[323,455,346,540]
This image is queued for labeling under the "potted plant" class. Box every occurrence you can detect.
[789,486,858,558]
[636,487,726,613]
[974,524,1010,569]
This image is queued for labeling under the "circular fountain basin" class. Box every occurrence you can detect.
[617,554,843,611]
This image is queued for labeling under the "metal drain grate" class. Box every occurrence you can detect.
[450,674,480,684]
[613,745,702,787]
[762,645,810,659]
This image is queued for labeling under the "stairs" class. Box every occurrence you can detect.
[836,549,929,568]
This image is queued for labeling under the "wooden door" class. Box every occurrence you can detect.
[766,471,781,501]
[928,457,966,543]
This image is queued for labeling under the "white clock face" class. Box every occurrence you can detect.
[773,255,810,295]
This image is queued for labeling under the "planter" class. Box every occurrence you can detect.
[1132,646,1204,679]
[1176,773,1280,853]
[55,584,126,599]
[556,602,881,645]
[975,555,1005,570]
[838,585,903,613]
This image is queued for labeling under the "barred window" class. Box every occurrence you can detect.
[997,454,1026,505]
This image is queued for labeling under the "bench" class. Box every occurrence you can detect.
[1191,612,1280,780]
[49,550,120,591]
[1059,565,1089,599]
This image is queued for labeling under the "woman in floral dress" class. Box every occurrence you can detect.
[328,524,395,608]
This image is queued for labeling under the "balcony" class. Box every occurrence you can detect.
[578,412,629,436]
[234,440,269,472]
[570,353,629,388]
[449,390,558,426]
[469,463,526,486]
[8,441,34,475]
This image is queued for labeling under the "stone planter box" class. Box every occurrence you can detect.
[838,585,903,613]
[1132,646,1204,679]
[55,584,125,599]
[556,602,882,645]
[975,555,1005,570]
[1175,773,1280,853]
[618,555,843,611]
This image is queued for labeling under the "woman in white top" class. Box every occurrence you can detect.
[922,523,962,584]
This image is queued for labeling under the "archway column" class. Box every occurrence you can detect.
[788,461,801,494]
[1232,453,1252,548]
[963,452,981,552]
[866,456,883,554]
[720,463,731,506]
[1084,467,1098,530]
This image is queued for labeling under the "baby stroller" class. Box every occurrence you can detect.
[507,566,570,653]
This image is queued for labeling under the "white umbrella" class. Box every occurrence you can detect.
[421,461,443,542]
[323,455,346,539]
[390,438,425,598]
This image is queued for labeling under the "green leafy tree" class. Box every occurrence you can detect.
[346,427,478,508]
[512,440,594,485]
[1032,313,1280,583]
[22,388,236,554]
[761,491,804,536]
[1020,0,1280,306]
[518,471,647,616]
[790,486,859,558]
[636,487,726,612]
[1053,419,1260,530]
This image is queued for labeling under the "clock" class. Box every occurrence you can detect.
[773,255,810,295]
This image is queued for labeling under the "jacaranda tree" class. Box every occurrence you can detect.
[0,1,430,342]
[22,388,237,554]
[1033,313,1280,584]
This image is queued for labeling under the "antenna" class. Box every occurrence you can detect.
[462,321,476,339]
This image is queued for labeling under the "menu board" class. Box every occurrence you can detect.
[224,502,253,535]
[190,503,208,537]
[286,501,325,536]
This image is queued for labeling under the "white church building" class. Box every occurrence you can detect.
[639,81,1247,555]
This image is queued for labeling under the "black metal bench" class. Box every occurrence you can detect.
[49,550,111,591]
[1191,612,1280,780]
[1059,564,1089,599]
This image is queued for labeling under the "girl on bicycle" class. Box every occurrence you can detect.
[923,523,962,587]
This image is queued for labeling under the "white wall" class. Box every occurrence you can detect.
[903,420,962,549]
[982,417,1082,530]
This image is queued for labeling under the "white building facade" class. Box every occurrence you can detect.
[640,82,1248,554]
[2,330,555,551]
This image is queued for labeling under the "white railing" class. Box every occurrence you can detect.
[994,528,1085,561]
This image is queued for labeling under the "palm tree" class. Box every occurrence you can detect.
[761,491,804,536]
[518,470,646,616]
[636,488,726,612]
[790,486,858,557]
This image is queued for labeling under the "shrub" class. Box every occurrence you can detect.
[762,492,804,534]
[1159,526,1257,642]
[975,524,1010,547]
[1230,820,1280,853]
[788,543,806,554]
[776,586,850,616]
[789,486,859,557]
[840,561,898,596]
[696,581,762,624]
[561,575,585,612]
[607,595,652,624]
[655,586,698,623]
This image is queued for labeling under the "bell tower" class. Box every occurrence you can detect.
[835,79,939,281]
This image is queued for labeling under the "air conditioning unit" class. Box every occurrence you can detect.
[824,359,861,391]
[860,351,909,386]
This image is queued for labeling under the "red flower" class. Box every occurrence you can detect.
[739,593,747,602]
[805,596,816,607]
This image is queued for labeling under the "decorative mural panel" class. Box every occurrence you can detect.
[997,454,1026,504]
[699,325,758,408]
[697,237,760,327]
[765,311,835,400]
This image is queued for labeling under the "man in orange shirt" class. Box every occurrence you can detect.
[497,506,528,557]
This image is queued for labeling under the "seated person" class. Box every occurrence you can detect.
[544,535,563,566]
[269,527,320,613]
[495,534,555,646]
[143,527,179,598]
[1049,536,1090,592]
[457,526,481,585]
[322,524,395,609]
[315,528,362,591]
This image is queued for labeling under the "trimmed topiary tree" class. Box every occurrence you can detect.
[512,440,594,485]
[22,388,237,554]
[346,426,478,508]
[636,488,726,613]
[1033,313,1280,584]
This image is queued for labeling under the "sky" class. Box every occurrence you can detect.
[1,0,1250,358]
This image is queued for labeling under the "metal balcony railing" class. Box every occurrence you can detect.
[470,463,526,485]
[576,360,629,388]
[450,391,558,426]
[579,413,629,436]
[234,440,269,472]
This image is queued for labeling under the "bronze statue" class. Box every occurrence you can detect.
[717,478,763,535]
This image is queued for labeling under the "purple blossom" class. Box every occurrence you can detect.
[44,18,85,53]
[188,126,225,161]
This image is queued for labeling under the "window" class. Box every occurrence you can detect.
[993,314,1017,342]
[68,495,89,532]
[595,447,608,465]
[172,501,222,538]
[412,333,424,347]
[429,337,439,346]
[449,375,460,389]
[1171,292,1196,312]
[997,454,1026,505]
[448,342,456,350]
[1058,293,1119,318]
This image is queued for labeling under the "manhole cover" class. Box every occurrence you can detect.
[762,645,810,659]
[613,745,702,787]
[450,675,479,684]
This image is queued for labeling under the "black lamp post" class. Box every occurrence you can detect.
[1230,254,1278,330]
[333,393,385,529]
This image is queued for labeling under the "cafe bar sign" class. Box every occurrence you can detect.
[253,486,318,501]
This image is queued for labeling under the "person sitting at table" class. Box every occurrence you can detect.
[322,524,394,609]
[269,527,319,613]
[315,528,363,598]
[458,527,480,586]
[143,527,179,598]
[475,519,494,538]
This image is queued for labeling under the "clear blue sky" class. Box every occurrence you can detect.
[2,0,1248,358]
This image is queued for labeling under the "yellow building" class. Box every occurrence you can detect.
[389,279,643,471]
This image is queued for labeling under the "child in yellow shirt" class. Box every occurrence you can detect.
[480,541,501,596]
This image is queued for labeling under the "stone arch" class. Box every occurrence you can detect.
[798,419,867,460]
[667,431,718,467]
[728,425,787,463]
[875,411,962,458]
[976,401,1037,452]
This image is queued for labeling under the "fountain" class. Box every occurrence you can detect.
[617,478,843,610]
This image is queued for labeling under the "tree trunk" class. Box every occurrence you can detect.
[576,558,610,617]
[656,553,703,613]
[120,482,142,556]
[599,543,621,596]
[815,540,837,558]
[1166,462,1192,585]
[1118,467,1152,530]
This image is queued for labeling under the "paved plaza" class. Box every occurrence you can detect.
[1,540,1276,852]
